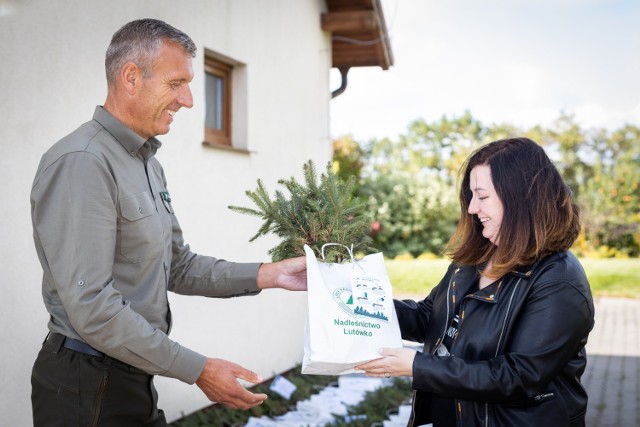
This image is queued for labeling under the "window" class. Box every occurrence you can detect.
[204,54,232,147]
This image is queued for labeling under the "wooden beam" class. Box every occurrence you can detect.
[372,0,393,69]
[321,11,376,33]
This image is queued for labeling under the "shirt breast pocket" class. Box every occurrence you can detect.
[119,192,163,263]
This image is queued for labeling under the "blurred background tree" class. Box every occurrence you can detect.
[332,135,365,187]
[334,113,640,258]
[578,124,640,256]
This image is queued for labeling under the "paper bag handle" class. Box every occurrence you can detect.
[320,243,356,263]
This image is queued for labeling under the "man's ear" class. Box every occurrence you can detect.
[121,62,140,95]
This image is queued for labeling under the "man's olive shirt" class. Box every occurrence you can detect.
[31,106,261,384]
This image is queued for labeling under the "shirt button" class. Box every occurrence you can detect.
[78,280,85,286]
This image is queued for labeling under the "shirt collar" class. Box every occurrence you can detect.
[92,106,162,160]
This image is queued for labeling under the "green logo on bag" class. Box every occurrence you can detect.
[333,287,364,318]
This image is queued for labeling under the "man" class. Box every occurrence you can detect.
[30,18,306,426]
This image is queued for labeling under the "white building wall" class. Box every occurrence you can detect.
[0,0,332,424]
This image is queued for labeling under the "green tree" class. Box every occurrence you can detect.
[355,112,521,257]
[579,124,640,256]
[338,114,640,258]
[540,113,593,196]
[332,134,365,186]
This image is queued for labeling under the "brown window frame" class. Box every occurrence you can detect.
[204,55,233,147]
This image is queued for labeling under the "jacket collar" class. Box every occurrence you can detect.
[453,252,565,305]
[511,251,564,278]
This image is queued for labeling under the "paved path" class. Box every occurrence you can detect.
[583,297,640,427]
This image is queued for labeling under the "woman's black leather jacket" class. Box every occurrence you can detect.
[395,251,594,427]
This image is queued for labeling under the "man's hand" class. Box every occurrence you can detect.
[257,256,307,291]
[196,358,267,410]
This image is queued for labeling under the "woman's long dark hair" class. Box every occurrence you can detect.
[446,137,581,278]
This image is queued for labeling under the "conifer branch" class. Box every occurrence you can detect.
[228,160,374,262]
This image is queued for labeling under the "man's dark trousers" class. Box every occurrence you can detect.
[31,333,168,426]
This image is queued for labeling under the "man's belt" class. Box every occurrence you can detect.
[49,332,105,357]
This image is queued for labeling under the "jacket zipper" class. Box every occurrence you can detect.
[436,268,458,352]
[442,271,459,426]
[482,277,522,427]
[494,278,521,356]
[451,276,467,427]
[407,390,418,427]
[407,268,459,427]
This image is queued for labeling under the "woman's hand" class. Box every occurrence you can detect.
[355,348,417,378]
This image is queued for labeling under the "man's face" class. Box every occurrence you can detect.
[132,42,194,139]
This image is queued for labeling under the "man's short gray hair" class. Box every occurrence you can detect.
[105,18,197,88]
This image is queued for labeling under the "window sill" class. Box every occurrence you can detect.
[202,141,253,154]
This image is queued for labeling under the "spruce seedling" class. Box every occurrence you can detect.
[228,160,373,263]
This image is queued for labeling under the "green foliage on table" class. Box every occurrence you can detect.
[326,377,414,427]
[171,369,415,427]
[170,366,338,426]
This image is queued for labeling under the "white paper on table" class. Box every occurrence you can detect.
[269,374,297,400]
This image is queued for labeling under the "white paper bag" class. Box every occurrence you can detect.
[302,244,403,375]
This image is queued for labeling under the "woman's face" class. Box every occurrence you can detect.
[467,164,504,245]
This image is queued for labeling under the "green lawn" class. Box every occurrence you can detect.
[386,258,640,299]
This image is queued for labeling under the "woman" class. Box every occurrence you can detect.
[356,137,595,427]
